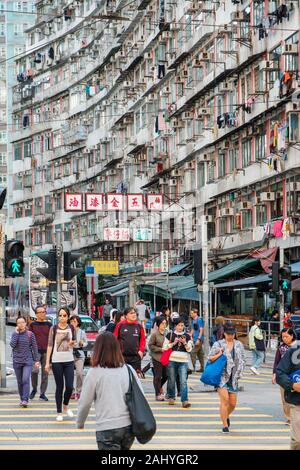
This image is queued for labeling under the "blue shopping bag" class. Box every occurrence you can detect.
[200,354,227,387]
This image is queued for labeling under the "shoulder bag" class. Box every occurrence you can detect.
[125,365,156,444]
[200,341,227,387]
[160,333,173,366]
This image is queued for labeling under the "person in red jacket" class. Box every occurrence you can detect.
[114,307,146,375]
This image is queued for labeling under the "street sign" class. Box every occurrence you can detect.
[91,260,119,275]
[85,266,95,275]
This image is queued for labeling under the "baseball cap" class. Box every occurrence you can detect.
[171,312,180,320]
[224,322,236,335]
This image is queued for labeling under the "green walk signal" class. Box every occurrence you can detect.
[12,260,21,273]
[5,239,24,278]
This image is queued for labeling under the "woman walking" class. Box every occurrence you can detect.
[272,327,297,424]
[148,317,168,401]
[164,316,193,408]
[249,317,265,375]
[45,307,76,421]
[77,332,143,450]
[70,315,88,400]
[10,316,40,407]
[208,322,245,433]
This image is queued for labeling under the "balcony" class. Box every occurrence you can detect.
[63,125,88,145]
[209,229,254,252]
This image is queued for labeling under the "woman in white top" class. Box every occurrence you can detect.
[45,307,76,422]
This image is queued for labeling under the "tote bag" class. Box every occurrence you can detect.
[125,365,156,444]
[160,333,174,366]
[200,344,227,387]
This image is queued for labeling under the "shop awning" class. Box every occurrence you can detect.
[158,263,190,276]
[140,275,195,299]
[97,280,129,294]
[213,274,270,289]
[110,287,129,297]
[291,262,300,274]
[173,287,199,301]
[208,258,259,283]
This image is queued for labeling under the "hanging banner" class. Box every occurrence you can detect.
[127,194,144,211]
[147,194,163,211]
[103,227,130,241]
[144,262,162,274]
[107,193,125,211]
[86,193,104,211]
[65,193,83,212]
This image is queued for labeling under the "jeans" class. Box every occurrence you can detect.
[96,425,135,450]
[167,361,188,402]
[14,363,32,402]
[31,351,48,395]
[252,350,264,370]
[152,358,168,395]
[52,361,74,413]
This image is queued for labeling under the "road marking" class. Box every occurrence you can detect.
[0,412,271,418]
[0,435,290,442]
[0,406,253,411]
[0,444,289,450]
[0,428,289,433]
[0,420,283,425]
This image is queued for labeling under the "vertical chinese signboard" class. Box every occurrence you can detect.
[161,250,169,273]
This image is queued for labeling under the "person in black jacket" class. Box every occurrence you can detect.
[276,343,300,450]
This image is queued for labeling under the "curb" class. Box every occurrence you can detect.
[0,388,18,394]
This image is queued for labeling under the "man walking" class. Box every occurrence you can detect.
[114,307,146,375]
[190,308,204,373]
[102,298,113,326]
[29,305,52,401]
[276,342,300,450]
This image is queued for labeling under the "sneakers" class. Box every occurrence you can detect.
[182,401,191,408]
[156,394,165,401]
[250,366,259,375]
[76,393,81,400]
[39,394,49,402]
[285,420,290,426]
[56,414,63,422]
[227,418,230,428]
[29,390,37,400]
[70,393,77,400]
[222,426,230,433]
[168,399,175,405]
[21,401,28,408]
[65,408,74,418]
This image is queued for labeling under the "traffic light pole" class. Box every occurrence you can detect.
[0,219,6,388]
[201,218,210,357]
[279,289,284,331]
[56,230,62,314]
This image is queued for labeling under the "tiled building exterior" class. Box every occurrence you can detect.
[10,0,300,274]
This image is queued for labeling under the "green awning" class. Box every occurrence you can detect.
[140,275,195,299]
[208,258,259,283]
[173,287,199,301]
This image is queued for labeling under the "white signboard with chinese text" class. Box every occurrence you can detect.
[86,193,104,211]
[65,193,83,212]
[103,227,130,241]
[161,250,169,273]
[132,228,153,242]
[107,194,125,211]
[127,194,144,211]
[147,194,163,211]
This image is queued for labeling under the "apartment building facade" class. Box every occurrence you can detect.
[10,0,300,302]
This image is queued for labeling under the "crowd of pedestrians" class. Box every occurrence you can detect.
[9,299,300,450]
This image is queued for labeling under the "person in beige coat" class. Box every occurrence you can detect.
[148,316,168,401]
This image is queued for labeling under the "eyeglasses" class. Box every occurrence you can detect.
[58,314,68,318]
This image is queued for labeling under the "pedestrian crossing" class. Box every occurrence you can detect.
[0,387,289,450]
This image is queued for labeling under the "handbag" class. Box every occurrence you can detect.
[200,342,227,387]
[125,365,156,444]
[160,333,174,366]
[254,337,266,351]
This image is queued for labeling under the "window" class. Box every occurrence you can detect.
[14,24,23,36]
[0,152,6,165]
[285,34,299,72]
[219,217,227,236]
[0,23,5,36]
[256,205,267,225]
[22,2,28,12]
[15,2,22,11]
[229,147,238,172]
[242,139,252,167]
[218,153,226,178]
[45,227,52,244]
[242,210,252,229]
[0,175,7,184]
[14,46,25,57]
[55,196,61,210]
[45,196,52,214]
[0,131,7,143]
[25,204,32,217]
[23,140,32,158]
[14,143,22,160]
[255,132,266,160]
[34,198,42,216]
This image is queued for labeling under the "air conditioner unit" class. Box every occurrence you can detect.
[192,59,202,68]
[219,82,233,93]
[162,31,171,40]
[254,196,263,205]
[182,111,193,120]
[204,215,213,223]
[199,153,214,162]
[144,51,152,60]
[94,40,101,46]
[199,52,213,61]
[197,108,210,118]
[171,169,182,177]
[220,207,234,216]
[283,43,298,55]
[148,93,157,101]
[260,60,279,71]
[172,119,184,128]
[184,161,194,170]
[100,137,110,144]
[108,169,116,175]
[46,58,53,66]
[169,179,177,186]
[231,11,245,21]
[238,201,252,210]
[220,140,230,150]
[291,182,300,191]
[286,102,300,113]
[159,177,167,184]
[124,80,133,88]
[260,192,275,202]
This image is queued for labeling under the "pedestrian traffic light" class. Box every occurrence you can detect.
[64,251,83,281]
[36,249,57,281]
[271,261,279,292]
[280,266,292,291]
[4,239,24,277]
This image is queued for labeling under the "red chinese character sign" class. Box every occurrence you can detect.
[86,193,104,211]
[65,193,83,212]
[147,194,163,211]
[127,194,144,211]
[107,194,125,211]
